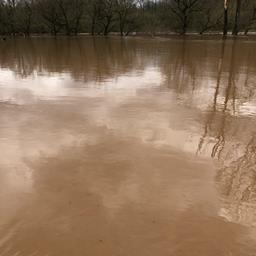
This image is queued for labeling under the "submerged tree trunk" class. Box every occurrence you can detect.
[104,22,110,35]
[91,15,96,35]
[103,15,113,36]
[119,14,126,36]
[120,22,124,36]
[232,0,242,35]
[223,0,229,36]
[182,15,188,35]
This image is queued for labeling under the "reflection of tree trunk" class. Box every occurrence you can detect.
[197,40,226,154]
[232,0,242,35]
[176,39,186,91]
[223,40,236,112]
[243,52,255,99]
[214,40,226,111]
[212,39,237,159]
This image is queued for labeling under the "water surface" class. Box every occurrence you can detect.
[0,37,256,256]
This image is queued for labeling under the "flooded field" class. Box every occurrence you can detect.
[0,37,256,256]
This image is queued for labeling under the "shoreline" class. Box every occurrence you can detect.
[2,32,256,41]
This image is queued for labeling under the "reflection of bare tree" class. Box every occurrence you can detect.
[243,47,256,102]
[211,41,236,159]
[0,37,153,83]
[216,134,256,226]
[1,37,256,97]
[197,39,240,160]
[161,39,187,92]
[195,39,256,226]
[162,39,204,94]
[217,134,256,198]
[197,39,226,155]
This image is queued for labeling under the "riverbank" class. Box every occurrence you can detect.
[2,31,256,41]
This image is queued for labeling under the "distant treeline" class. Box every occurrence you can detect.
[0,0,256,36]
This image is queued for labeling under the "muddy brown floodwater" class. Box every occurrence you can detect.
[0,37,256,256]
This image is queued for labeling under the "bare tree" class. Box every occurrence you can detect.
[115,0,137,36]
[243,1,256,35]
[5,0,18,35]
[87,0,105,35]
[2,0,256,36]
[196,0,223,34]
[232,0,242,35]
[169,0,201,35]
[72,0,85,35]
[99,0,117,35]
[38,0,84,36]
[56,0,72,35]
[37,0,62,36]
[17,0,34,36]
[0,0,8,35]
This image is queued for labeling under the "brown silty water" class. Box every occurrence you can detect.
[0,37,256,255]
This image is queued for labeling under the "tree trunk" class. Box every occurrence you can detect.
[244,28,249,35]
[182,15,187,35]
[91,16,96,35]
[119,17,124,36]
[104,24,109,35]
[223,0,228,36]
[64,20,70,35]
[104,16,111,36]
[232,0,241,35]
[74,15,81,35]
[25,14,32,37]
[120,24,124,36]
[52,23,58,36]
[57,1,70,35]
